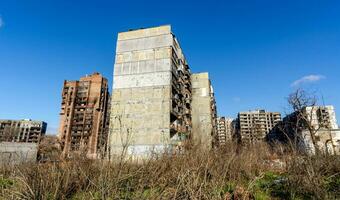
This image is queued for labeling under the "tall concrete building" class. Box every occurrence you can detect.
[58,72,110,159]
[236,110,281,143]
[109,25,192,158]
[191,73,218,148]
[0,119,47,143]
[217,117,234,145]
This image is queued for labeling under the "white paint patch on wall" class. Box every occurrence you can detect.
[201,88,208,97]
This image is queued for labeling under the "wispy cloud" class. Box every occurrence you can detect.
[291,74,325,87]
[0,16,3,28]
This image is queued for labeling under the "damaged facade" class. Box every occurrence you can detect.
[58,72,110,159]
[216,117,234,145]
[236,110,281,144]
[267,105,340,154]
[109,25,193,158]
[191,73,218,148]
[0,119,47,143]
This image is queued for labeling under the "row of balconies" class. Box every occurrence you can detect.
[169,44,192,146]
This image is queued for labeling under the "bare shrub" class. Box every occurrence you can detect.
[0,141,338,200]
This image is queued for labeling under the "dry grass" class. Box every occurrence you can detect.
[0,142,339,200]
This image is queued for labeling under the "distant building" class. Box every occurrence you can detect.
[0,119,47,143]
[236,110,281,143]
[217,117,234,145]
[58,72,110,159]
[267,105,340,154]
[109,25,193,158]
[191,72,218,148]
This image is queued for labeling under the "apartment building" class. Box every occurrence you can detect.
[0,119,47,143]
[109,25,192,158]
[236,110,281,143]
[58,72,110,159]
[191,72,218,148]
[303,106,338,130]
[268,105,340,154]
[217,117,234,145]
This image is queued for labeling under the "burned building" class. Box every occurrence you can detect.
[191,73,218,148]
[0,119,47,143]
[109,25,192,158]
[58,72,110,159]
[236,110,281,144]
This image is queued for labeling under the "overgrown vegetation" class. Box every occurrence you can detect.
[0,143,339,200]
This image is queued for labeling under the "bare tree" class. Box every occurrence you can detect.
[37,135,62,162]
[287,89,322,154]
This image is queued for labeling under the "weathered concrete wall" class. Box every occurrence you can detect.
[110,86,171,156]
[0,142,38,165]
[109,25,174,157]
[301,129,340,155]
[191,73,214,148]
[304,106,339,130]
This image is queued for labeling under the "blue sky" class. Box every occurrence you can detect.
[0,0,340,134]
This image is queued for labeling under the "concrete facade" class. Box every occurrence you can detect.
[236,110,281,143]
[300,129,340,155]
[303,106,338,130]
[0,119,47,143]
[300,106,339,154]
[191,73,218,148]
[217,117,234,145]
[0,142,38,165]
[58,72,110,159]
[109,25,192,158]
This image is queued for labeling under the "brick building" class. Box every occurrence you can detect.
[58,72,110,159]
